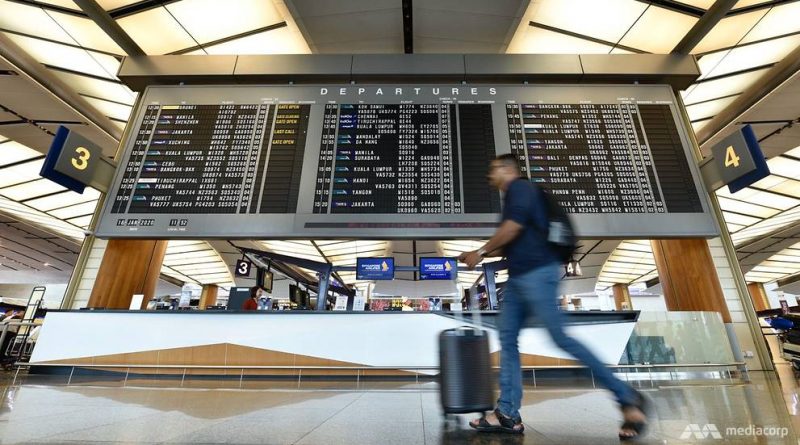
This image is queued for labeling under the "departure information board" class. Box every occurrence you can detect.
[314,103,498,215]
[96,85,718,239]
[506,103,703,214]
[111,103,308,216]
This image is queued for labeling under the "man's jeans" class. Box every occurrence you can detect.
[496,262,636,421]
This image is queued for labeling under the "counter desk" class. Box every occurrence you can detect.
[29,310,639,376]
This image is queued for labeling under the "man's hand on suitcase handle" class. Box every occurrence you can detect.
[458,220,522,269]
[458,250,482,269]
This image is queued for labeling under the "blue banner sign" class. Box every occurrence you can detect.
[419,257,458,280]
[356,257,394,280]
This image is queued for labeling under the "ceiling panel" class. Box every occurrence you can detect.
[530,0,645,44]
[0,140,43,166]
[0,178,66,201]
[686,95,739,121]
[692,9,768,54]
[300,10,402,46]
[675,0,714,8]
[741,1,800,44]
[80,95,133,121]
[96,0,140,10]
[507,26,616,54]
[748,122,788,141]
[0,71,86,122]
[0,159,44,188]
[618,6,697,53]
[413,8,520,45]
[202,27,310,55]
[682,67,771,104]
[0,110,18,122]
[48,11,125,54]
[26,187,100,212]
[48,200,98,219]
[697,33,800,80]
[0,124,55,154]
[165,0,283,44]
[0,1,73,42]
[117,7,197,54]
[49,69,137,105]
[3,33,120,80]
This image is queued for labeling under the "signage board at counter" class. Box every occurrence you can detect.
[356,257,395,280]
[419,257,457,280]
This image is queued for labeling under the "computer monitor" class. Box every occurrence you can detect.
[227,287,251,311]
[257,268,274,293]
[290,284,309,309]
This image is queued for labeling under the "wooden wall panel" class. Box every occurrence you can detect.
[746,282,771,312]
[612,284,632,311]
[198,285,219,310]
[87,239,167,309]
[651,239,731,323]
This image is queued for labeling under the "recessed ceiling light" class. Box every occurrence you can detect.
[43,262,50,267]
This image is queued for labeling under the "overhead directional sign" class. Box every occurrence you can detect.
[711,129,756,183]
[41,126,116,193]
[234,259,252,277]
[709,125,769,193]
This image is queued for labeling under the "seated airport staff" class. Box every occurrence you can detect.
[243,286,263,311]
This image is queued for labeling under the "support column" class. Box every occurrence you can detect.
[87,239,168,309]
[612,283,633,310]
[650,239,731,322]
[198,284,219,310]
[746,282,770,312]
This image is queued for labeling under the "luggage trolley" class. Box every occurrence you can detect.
[2,286,45,368]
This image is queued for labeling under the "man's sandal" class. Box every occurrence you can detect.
[619,390,651,441]
[470,409,524,434]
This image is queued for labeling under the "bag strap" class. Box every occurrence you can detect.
[527,181,550,240]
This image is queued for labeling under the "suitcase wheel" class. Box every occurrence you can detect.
[443,413,459,430]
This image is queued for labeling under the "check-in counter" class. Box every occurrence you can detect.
[29,310,639,376]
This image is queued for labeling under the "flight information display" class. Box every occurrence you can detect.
[313,103,498,214]
[95,85,718,239]
[506,103,703,214]
[111,103,308,216]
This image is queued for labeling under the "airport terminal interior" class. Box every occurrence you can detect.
[3,0,800,443]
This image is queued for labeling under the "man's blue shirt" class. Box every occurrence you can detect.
[502,178,559,276]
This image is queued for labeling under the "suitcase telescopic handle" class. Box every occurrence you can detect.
[454,310,484,335]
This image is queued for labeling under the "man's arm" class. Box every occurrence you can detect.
[459,219,524,268]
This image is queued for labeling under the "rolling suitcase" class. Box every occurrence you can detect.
[438,324,494,424]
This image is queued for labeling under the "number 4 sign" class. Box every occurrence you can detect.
[235,260,252,277]
[723,145,740,168]
[710,125,768,193]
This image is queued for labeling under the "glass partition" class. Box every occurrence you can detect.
[619,311,735,365]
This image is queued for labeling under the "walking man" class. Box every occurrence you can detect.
[458,154,649,440]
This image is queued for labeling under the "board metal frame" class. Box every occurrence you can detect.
[94,84,717,240]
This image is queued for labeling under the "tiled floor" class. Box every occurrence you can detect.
[0,370,798,444]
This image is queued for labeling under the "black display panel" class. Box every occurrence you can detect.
[111,103,310,216]
[313,104,498,215]
[96,85,717,239]
[506,103,703,214]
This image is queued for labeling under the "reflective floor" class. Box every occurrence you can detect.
[0,370,798,444]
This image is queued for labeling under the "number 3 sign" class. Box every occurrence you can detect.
[235,259,252,277]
